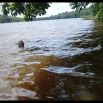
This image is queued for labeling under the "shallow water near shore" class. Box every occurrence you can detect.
[0,18,103,100]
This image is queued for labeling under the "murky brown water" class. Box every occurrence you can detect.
[0,18,103,100]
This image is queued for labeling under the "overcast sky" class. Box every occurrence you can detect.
[37,3,74,18]
[0,3,74,17]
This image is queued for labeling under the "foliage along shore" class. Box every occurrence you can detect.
[0,15,24,23]
[1,2,103,22]
[0,4,102,23]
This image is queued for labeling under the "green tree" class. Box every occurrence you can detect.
[70,2,103,21]
[2,2,50,21]
[70,2,89,11]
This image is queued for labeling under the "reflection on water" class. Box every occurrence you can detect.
[0,18,103,100]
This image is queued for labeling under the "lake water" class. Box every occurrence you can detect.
[0,18,103,100]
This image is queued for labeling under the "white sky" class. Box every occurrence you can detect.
[37,3,74,18]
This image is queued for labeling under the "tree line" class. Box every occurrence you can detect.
[0,5,93,23]
[0,15,24,23]
[0,2,103,22]
[70,2,103,21]
[34,6,92,21]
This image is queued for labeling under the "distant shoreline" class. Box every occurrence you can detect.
[0,15,102,24]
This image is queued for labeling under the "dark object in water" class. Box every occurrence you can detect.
[18,40,24,48]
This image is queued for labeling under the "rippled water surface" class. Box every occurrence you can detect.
[0,18,103,100]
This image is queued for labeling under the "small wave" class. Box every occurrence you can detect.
[12,87,36,99]
[41,65,95,78]
[92,45,102,51]
[41,65,80,74]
